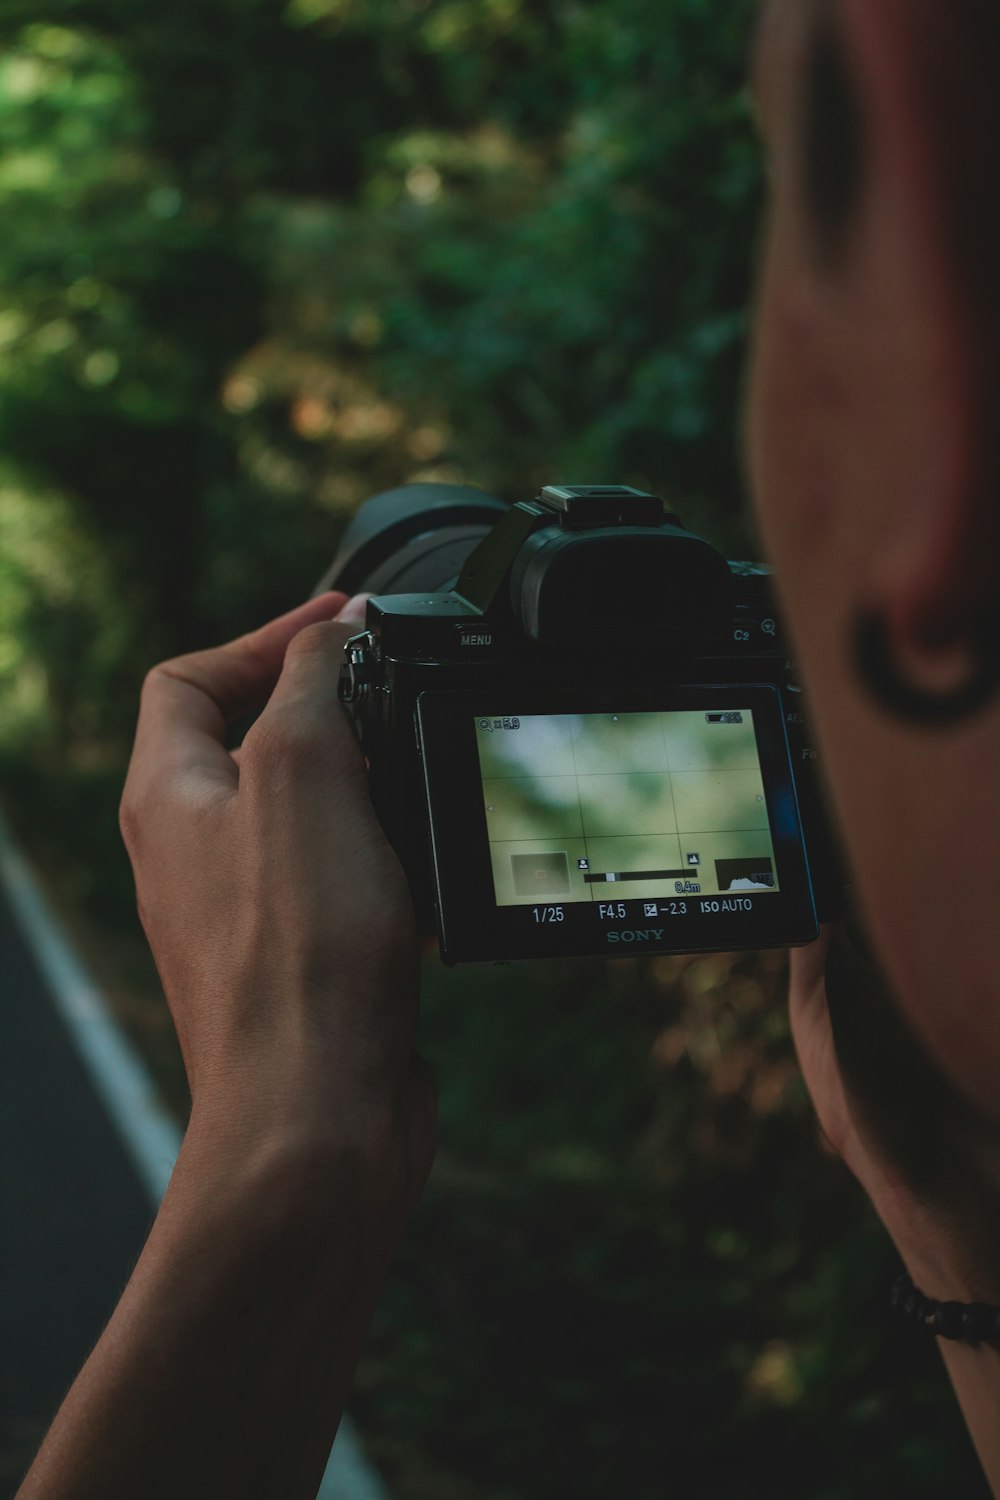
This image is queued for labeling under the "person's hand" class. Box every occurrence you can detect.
[12,594,438,1500]
[119,592,437,1216]
[788,928,888,1205]
[789,922,1000,1297]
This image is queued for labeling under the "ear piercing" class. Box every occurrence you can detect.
[853,608,1000,728]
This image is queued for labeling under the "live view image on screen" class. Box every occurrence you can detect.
[475,711,781,908]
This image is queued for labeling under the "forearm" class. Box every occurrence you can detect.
[17,1112,405,1500]
[866,1181,1000,1500]
[936,1341,1000,1498]
[895,1237,1000,1498]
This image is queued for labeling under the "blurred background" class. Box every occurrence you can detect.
[0,1,987,1495]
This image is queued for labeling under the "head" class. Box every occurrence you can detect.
[747,0,1000,1116]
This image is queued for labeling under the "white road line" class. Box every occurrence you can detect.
[0,807,389,1500]
[0,811,182,1202]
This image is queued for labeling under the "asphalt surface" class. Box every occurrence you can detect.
[0,883,154,1498]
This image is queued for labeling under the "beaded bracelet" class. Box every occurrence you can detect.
[892,1273,1000,1344]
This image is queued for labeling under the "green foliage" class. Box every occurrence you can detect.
[0,4,984,1497]
[0,466,129,748]
[359,953,983,1500]
[0,0,763,750]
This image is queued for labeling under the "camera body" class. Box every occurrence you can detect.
[321,482,843,965]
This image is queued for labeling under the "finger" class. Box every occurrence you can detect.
[261,594,369,717]
[240,601,381,829]
[788,925,834,1004]
[129,592,349,798]
[786,925,854,1161]
[788,927,836,1059]
[246,617,366,778]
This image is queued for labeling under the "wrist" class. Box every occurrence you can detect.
[869,1182,1000,1304]
[180,1060,436,1235]
[175,1114,396,1234]
[20,1070,414,1500]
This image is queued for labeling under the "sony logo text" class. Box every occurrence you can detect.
[607,929,665,945]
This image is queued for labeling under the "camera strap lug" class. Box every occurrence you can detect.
[339,630,378,705]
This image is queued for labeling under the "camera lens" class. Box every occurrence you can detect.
[314,483,507,598]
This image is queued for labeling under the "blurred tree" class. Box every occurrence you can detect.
[1,6,982,1498]
[0,0,762,754]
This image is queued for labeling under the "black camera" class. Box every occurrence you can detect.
[315,482,843,965]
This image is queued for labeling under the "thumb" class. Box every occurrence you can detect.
[787,926,854,1162]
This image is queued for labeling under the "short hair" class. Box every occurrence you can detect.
[801,3,865,267]
[801,2,1000,268]
[801,0,1000,519]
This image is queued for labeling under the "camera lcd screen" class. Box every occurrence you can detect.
[416,685,817,964]
[474,709,780,909]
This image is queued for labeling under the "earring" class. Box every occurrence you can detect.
[853,608,1000,728]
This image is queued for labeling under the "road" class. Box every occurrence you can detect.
[0,880,153,1497]
[0,821,388,1500]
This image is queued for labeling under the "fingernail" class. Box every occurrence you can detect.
[338,593,370,624]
